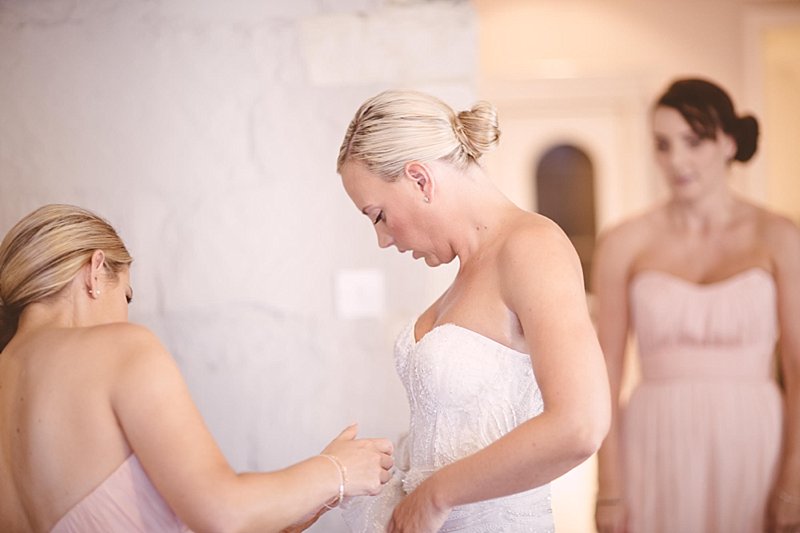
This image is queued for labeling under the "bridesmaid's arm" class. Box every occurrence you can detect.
[767,215,800,532]
[109,325,393,533]
[388,220,611,532]
[279,507,326,533]
[592,223,639,533]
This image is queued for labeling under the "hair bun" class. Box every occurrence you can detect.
[734,115,759,162]
[456,101,501,159]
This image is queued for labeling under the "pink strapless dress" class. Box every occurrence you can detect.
[51,454,192,533]
[624,268,782,533]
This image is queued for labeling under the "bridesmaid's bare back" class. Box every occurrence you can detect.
[0,325,136,532]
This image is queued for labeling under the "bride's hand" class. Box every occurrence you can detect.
[386,480,450,533]
[321,423,394,497]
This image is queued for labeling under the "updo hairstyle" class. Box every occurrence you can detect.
[656,78,759,163]
[0,204,132,350]
[337,89,501,180]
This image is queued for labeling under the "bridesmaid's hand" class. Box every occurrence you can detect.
[595,500,628,533]
[766,490,800,533]
[386,481,450,533]
[321,423,395,497]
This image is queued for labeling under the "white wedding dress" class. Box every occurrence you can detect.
[342,320,554,532]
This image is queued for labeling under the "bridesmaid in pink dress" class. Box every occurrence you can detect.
[593,78,800,533]
[0,204,394,533]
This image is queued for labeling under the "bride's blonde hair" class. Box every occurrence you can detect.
[337,89,501,180]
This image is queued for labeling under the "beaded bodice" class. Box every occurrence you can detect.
[343,320,554,532]
[395,321,545,489]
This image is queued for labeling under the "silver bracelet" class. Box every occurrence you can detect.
[777,489,800,506]
[319,454,346,509]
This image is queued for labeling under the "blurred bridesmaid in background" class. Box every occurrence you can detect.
[593,78,800,533]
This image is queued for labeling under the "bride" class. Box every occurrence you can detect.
[335,89,611,532]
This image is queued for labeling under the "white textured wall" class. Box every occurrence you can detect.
[0,1,474,530]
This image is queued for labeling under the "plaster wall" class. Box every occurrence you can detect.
[0,2,474,531]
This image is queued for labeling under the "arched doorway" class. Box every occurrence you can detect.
[535,143,597,290]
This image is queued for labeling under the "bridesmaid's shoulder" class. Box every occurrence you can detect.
[735,197,799,238]
[81,322,169,364]
[752,204,800,257]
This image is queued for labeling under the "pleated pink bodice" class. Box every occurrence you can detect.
[50,454,191,533]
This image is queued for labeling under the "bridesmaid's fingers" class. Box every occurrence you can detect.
[380,453,394,470]
[335,423,359,441]
[369,438,394,454]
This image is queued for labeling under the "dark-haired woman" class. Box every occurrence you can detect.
[594,78,800,533]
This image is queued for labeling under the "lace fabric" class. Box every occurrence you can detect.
[343,321,554,532]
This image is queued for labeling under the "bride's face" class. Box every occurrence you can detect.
[340,160,446,267]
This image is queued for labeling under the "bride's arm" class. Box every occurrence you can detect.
[388,221,611,532]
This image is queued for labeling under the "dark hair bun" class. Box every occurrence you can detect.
[734,115,759,162]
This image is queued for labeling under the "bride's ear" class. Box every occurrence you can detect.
[403,162,435,203]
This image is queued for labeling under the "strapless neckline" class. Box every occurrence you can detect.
[343,316,554,532]
[411,321,530,359]
[631,266,773,290]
